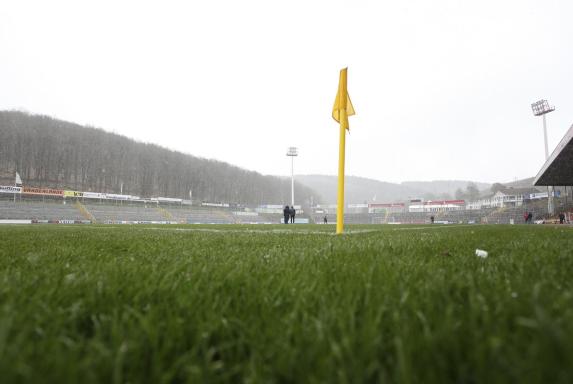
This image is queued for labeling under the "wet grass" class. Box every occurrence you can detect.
[1,224,573,383]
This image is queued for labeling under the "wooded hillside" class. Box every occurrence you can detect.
[0,111,315,205]
[296,175,493,204]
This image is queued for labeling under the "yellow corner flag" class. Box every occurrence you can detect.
[332,68,355,234]
[332,68,355,131]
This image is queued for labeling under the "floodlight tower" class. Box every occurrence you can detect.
[531,99,555,215]
[286,147,298,206]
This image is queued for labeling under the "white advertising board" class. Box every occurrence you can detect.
[0,186,22,194]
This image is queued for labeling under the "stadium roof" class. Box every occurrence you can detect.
[534,123,573,186]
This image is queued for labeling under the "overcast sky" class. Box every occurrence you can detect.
[1,0,572,184]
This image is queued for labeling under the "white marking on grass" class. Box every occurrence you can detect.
[61,223,475,235]
[140,227,377,235]
[391,224,475,231]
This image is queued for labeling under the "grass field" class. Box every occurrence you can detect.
[1,224,572,383]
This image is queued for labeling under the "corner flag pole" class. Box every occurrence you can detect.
[332,68,355,234]
[336,109,347,234]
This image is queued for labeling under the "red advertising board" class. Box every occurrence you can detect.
[22,187,64,196]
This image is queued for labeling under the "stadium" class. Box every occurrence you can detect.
[2,112,573,382]
[1,173,571,226]
[2,2,573,383]
[3,117,573,227]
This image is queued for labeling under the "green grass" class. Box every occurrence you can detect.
[1,224,573,383]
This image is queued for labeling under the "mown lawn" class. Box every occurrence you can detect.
[0,224,572,383]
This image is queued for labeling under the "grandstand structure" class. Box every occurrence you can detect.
[531,121,573,221]
[0,187,289,225]
[1,186,567,225]
[313,199,564,225]
[2,163,571,225]
[534,123,573,186]
[0,197,86,223]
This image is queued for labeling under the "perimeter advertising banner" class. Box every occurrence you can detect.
[105,193,131,200]
[22,187,64,196]
[0,186,22,194]
[153,197,183,203]
[83,192,105,199]
[64,190,84,198]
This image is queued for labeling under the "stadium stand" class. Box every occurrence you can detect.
[533,122,573,222]
[1,180,567,225]
[534,123,573,186]
[0,198,85,221]
[83,202,166,223]
[162,206,235,224]
[0,195,288,224]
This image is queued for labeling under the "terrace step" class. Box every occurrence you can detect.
[75,201,96,223]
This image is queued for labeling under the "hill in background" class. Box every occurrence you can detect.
[1,111,537,208]
[296,175,493,204]
[0,111,315,206]
[503,177,536,188]
[401,180,491,197]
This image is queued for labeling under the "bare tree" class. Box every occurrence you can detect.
[0,111,317,205]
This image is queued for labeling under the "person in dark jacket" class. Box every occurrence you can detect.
[290,206,296,224]
[559,212,565,224]
[283,205,290,224]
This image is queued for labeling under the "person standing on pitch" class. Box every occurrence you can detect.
[283,205,290,224]
[324,215,328,224]
[290,206,296,224]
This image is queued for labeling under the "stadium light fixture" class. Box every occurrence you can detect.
[531,99,555,214]
[531,99,554,117]
[286,147,298,207]
[531,99,555,159]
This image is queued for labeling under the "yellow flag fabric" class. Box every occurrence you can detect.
[332,68,355,130]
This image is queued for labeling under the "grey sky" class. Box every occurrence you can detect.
[1,0,571,184]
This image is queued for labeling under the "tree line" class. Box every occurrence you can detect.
[0,111,316,206]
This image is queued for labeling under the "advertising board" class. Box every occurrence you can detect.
[0,186,22,194]
[22,187,64,196]
[64,190,84,197]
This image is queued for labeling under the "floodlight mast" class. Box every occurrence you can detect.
[531,99,555,215]
[286,147,298,207]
